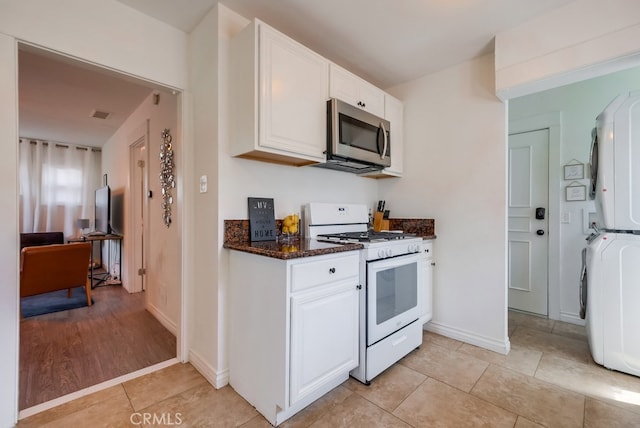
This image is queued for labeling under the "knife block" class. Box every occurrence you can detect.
[373,212,389,232]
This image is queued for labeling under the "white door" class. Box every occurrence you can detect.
[130,137,147,292]
[508,129,549,315]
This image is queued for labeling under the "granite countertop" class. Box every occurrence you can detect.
[224,218,435,260]
[224,238,363,260]
[224,220,362,260]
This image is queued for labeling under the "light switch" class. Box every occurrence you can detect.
[199,175,208,193]
[561,212,571,223]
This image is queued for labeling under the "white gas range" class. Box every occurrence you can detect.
[305,202,428,384]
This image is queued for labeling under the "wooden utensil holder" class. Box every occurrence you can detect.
[373,212,389,232]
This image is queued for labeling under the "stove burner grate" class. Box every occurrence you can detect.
[318,231,413,242]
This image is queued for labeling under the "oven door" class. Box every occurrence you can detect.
[366,252,426,346]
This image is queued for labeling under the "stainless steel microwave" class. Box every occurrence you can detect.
[314,98,391,174]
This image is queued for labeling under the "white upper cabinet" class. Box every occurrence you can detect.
[382,94,404,176]
[329,64,385,118]
[230,18,403,177]
[361,94,404,178]
[230,19,329,166]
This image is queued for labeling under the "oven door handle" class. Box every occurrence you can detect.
[392,335,408,347]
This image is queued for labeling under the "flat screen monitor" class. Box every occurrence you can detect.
[94,185,111,234]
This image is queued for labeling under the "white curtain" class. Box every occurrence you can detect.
[19,139,102,238]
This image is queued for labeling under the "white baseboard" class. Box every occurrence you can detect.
[146,302,177,336]
[559,311,586,326]
[425,321,511,355]
[188,349,229,389]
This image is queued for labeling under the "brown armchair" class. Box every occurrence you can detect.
[20,242,92,312]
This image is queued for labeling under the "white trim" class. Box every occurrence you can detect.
[188,349,229,389]
[177,90,191,364]
[18,358,179,420]
[560,311,586,326]
[146,301,178,336]
[424,321,511,355]
[508,112,562,320]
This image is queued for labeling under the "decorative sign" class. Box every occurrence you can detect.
[248,197,276,241]
[566,184,586,201]
[563,161,584,180]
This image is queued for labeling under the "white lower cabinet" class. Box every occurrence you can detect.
[422,240,434,324]
[290,281,358,404]
[229,250,359,426]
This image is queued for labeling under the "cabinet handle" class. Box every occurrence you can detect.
[329,267,336,274]
[431,262,436,266]
[357,101,366,108]
[356,284,362,290]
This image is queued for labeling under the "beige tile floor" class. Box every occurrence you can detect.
[18,311,640,427]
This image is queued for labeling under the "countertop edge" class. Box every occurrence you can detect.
[224,241,363,260]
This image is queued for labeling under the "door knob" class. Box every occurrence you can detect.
[536,229,545,236]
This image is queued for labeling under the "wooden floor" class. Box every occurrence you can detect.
[19,284,176,410]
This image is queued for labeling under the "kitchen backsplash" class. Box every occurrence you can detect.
[224,218,435,244]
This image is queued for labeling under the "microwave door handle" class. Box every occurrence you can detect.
[380,122,388,160]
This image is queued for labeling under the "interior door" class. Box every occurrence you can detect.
[130,138,146,292]
[508,129,549,315]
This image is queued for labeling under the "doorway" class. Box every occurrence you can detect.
[508,128,550,316]
[17,45,181,412]
[507,113,562,321]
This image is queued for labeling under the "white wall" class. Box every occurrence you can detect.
[509,67,640,323]
[381,55,509,353]
[187,5,223,384]
[0,32,19,427]
[0,2,188,426]
[102,90,180,332]
[185,4,380,386]
[0,0,188,90]
[495,0,640,99]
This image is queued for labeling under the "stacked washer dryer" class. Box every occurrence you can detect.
[581,90,640,377]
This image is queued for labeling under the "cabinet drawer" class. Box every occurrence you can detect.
[291,253,359,293]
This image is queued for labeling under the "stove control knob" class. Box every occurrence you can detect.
[378,249,386,259]
[386,248,393,258]
[415,243,423,253]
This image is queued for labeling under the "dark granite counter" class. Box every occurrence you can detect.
[224,220,362,260]
[223,217,435,260]
[224,238,363,260]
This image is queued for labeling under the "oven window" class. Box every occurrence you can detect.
[375,263,417,325]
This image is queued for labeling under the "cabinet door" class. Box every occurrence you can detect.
[259,24,328,160]
[329,64,385,118]
[289,281,358,405]
[423,256,434,323]
[382,95,404,176]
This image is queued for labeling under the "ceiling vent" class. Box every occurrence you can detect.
[90,109,111,120]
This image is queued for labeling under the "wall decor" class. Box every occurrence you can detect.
[159,128,175,227]
[566,183,586,201]
[564,160,584,180]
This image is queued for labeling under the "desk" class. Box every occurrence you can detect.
[68,234,123,288]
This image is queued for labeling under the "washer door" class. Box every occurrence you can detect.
[580,247,588,319]
[589,128,598,200]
